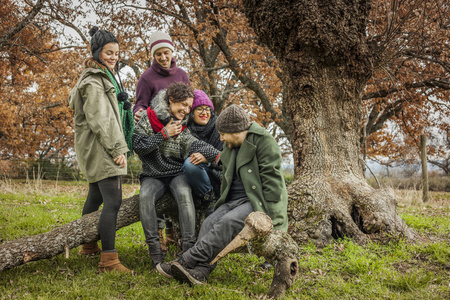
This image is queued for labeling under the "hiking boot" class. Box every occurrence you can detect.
[79,242,101,255]
[201,188,216,217]
[171,262,207,285]
[203,188,216,203]
[158,229,168,252]
[98,252,133,274]
[164,226,177,247]
[156,262,174,279]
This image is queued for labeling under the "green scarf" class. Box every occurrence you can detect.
[106,69,134,157]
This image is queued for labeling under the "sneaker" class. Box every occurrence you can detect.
[171,262,207,285]
[156,262,173,279]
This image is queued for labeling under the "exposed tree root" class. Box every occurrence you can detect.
[287,175,418,247]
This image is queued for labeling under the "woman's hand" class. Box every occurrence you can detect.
[164,118,182,137]
[114,154,127,168]
[134,108,143,124]
[190,152,207,165]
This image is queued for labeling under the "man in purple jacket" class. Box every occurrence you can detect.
[133,31,190,123]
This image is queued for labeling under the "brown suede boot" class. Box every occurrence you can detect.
[164,227,177,246]
[158,229,168,252]
[79,242,102,255]
[98,252,133,274]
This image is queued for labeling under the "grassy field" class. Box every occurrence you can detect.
[0,180,449,299]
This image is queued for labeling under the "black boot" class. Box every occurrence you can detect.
[203,188,216,202]
[202,188,216,217]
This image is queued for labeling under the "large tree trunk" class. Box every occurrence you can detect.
[242,0,417,246]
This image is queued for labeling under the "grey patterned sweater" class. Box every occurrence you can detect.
[133,90,220,180]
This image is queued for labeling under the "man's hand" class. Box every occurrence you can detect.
[190,152,207,165]
[164,118,182,137]
[134,108,143,124]
[114,154,127,168]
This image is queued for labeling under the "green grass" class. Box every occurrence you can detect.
[1,181,449,299]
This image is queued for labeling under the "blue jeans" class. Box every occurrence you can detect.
[183,157,212,198]
[181,197,253,276]
[139,175,196,252]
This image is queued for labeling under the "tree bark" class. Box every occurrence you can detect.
[242,0,418,246]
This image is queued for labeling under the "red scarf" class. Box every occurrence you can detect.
[147,107,186,137]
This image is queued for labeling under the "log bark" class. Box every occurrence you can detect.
[250,231,299,299]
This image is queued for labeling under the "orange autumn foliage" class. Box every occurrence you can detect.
[0,0,81,161]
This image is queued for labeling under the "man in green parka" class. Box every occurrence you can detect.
[156,104,288,285]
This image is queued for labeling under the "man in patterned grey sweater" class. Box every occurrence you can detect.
[133,83,220,268]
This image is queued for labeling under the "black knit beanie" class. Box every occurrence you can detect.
[88,26,131,110]
[216,105,251,133]
[89,26,119,64]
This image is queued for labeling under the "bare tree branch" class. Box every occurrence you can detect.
[0,0,46,49]
[362,79,450,100]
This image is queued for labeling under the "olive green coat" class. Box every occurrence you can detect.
[69,61,129,183]
[215,122,288,231]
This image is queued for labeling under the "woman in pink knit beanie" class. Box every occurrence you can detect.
[183,90,223,216]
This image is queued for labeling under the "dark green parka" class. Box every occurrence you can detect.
[215,122,288,231]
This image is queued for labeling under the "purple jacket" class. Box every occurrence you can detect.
[133,58,190,114]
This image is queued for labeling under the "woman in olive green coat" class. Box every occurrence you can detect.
[69,26,133,273]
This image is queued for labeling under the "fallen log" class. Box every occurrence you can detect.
[0,194,140,272]
[1,196,300,298]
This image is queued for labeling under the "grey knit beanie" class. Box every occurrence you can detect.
[216,105,251,133]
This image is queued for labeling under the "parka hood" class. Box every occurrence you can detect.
[69,58,109,109]
[150,89,171,121]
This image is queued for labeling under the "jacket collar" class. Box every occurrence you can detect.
[230,123,264,172]
[247,122,265,135]
[236,139,256,172]
[84,57,108,72]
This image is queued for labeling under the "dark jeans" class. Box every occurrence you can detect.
[82,176,122,251]
[182,197,253,276]
[183,157,212,198]
[139,174,196,252]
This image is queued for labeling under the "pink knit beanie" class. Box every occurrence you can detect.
[192,90,214,111]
